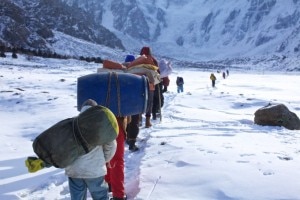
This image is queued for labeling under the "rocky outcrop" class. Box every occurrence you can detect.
[254,103,300,130]
[0,0,124,50]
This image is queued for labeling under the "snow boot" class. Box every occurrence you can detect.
[111,196,127,200]
[145,116,152,128]
[152,112,157,120]
[129,144,139,152]
[127,139,139,152]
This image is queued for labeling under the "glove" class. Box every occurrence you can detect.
[25,157,45,173]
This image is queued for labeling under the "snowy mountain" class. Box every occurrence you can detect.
[62,0,300,61]
[2,0,300,70]
[0,0,124,51]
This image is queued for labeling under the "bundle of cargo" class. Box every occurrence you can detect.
[26,106,118,172]
[77,72,149,117]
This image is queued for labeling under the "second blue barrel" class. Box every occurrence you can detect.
[77,72,149,116]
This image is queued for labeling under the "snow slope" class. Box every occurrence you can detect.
[1,54,300,200]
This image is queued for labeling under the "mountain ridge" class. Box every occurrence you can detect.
[0,0,124,51]
[1,0,300,71]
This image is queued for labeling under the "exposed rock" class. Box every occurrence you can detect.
[254,103,300,130]
[0,0,124,50]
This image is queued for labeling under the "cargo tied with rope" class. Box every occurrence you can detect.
[28,106,119,171]
[77,72,149,117]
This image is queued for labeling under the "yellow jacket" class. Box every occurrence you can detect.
[210,74,216,81]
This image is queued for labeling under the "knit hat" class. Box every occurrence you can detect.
[124,55,135,63]
[81,99,98,112]
[140,46,151,56]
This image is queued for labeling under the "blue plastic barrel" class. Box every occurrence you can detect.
[77,72,149,116]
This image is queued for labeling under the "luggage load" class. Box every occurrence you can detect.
[158,59,173,78]
[97,60,126,73]
[97,67,125,73]
[127,64,160,85]
[32,106,118,168]
[127,55,156,68]
[103,59,126,70]
[77,72,149,116]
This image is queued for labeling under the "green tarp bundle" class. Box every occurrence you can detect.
[32,106,118,168]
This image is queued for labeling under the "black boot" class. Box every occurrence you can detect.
[127,140,139,152]
[111,194,127,200]
[145,116,152,128]
[108,183,112,192]
[129,144,139,152]
[152,112,157,120]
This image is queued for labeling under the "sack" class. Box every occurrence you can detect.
[127,55,156,68]
[97,67,125,73]
[126,64,160,85]
[32,106,118,168]
[158,59,173,78]
[103,60,125,70]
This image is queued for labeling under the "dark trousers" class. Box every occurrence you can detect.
[152,83,164,118]
[126,114,140,142]
[212,80,216,87]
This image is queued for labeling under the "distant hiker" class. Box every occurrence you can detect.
[124,54,141,152]
[65,99,117,200]
[126,114,140,151]
[158,59,173,84]
[222,72,226,79]
[139,46,158,128]
[176,76,184,93]
[126,46,161,149]
[158,59,172,93]
[152,76,170,120]
[162,76,170,93]
[210,73,216,87]
[105,117,127,200]
[126,46,160,151]
[152,83,162,120]
[226,69,229,76]
[152,59,171,120]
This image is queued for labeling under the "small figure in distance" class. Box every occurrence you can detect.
[176,76,184,93]
[210,73,216,88]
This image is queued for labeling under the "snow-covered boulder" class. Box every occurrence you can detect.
[254,103,300,130]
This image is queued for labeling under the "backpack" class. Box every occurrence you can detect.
[32,106,118,168]
[177,77,184,85]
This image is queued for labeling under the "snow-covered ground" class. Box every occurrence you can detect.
[1,54,300,200]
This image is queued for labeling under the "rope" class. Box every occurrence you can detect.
[105,72,122,116]
[72,117,90,153]
[105,72,112,107]
[113,72,122,116]
[76,116,91,149]
[157,83,162,122]
[72,118,81,155]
